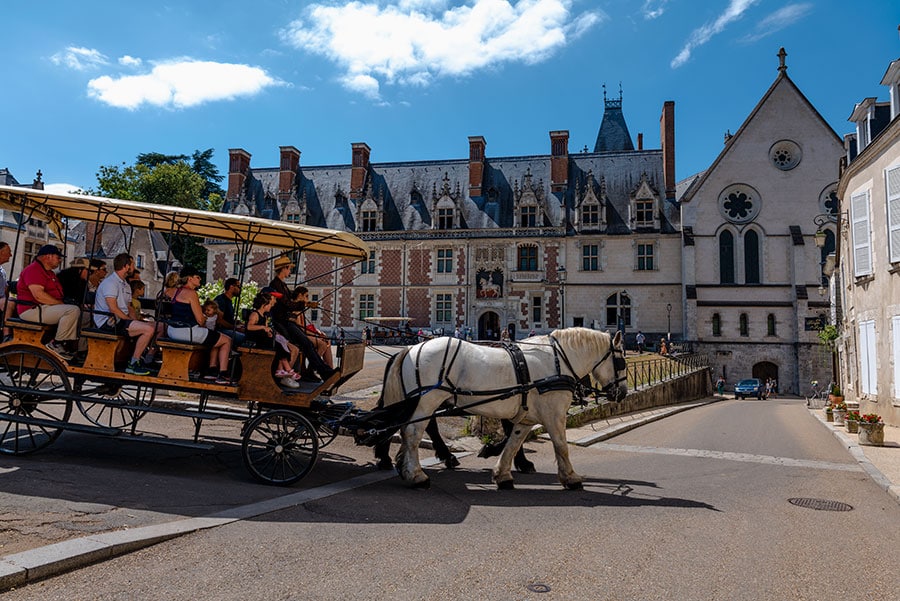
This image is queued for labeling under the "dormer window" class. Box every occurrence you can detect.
[581,203,600,227]
[285,212,302,224]
[437,207,454,229]
[520,205,537,228]
[361,210,377,232]
[629,173,660,230]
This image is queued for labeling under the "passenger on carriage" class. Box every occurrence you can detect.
[267,256,336,382]
[245,291,302,389]
[0,242,13,341]
[16,245,81,360]
[290,286,333,370]
[213,277,246,346]
[162,266,233,384]
[93,253,157,376]
[86,259,107,306]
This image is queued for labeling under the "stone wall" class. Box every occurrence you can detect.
[567,367,711,428]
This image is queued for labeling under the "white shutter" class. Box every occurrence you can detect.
[888,167,900,262]
[859,320,877,395]
[893,316,900,398]
[851,191,872,276]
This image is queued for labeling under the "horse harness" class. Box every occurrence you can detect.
[396,334,626,426]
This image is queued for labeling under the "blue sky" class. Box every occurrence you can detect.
[2,0,899,194]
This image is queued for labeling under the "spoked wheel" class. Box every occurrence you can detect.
[76,383,155,429]
[241,409,319,486]
[0,346,73,455]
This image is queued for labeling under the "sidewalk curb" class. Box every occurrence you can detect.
[0,455,460,593]
[809,409,900,506]
[570,398,723,447]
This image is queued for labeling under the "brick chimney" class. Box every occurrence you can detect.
[659,101,676,201]
[468,136,486,196]
[227,148,252,201]
[549,130,569,193]
[350,143,370,200]
[278,146,300,202]
[637,133,643,150]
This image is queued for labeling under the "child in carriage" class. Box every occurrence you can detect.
[245,291,301,389]
[289,286,333,370]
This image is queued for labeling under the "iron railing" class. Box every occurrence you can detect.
[626,352,709,390]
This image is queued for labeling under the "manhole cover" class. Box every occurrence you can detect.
[788,497,853,512]
[526,583,551,593]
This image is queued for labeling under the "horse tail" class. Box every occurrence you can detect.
[380,346,411,409]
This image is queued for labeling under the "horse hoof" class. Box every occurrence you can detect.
[563,481,583,491]
[412,477,431,489]
[443,455,460,469]
[514,460,536,474]
[496,479,515,490]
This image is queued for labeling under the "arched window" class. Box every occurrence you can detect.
[745,230,760,284]
[719,231,735,284]
[739,313,749,337]
[767,313,776,336]
[712,313,721,337]
[606,292,631,328]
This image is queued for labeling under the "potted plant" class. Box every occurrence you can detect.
[828,384,844,405]
[832,401,847,426]
[845,410,860,434]
[824,404,834,422]
[858,413,885,446]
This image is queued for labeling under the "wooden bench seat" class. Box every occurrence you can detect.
[6,318,54,346]
[81,328,130,371]
[157,337,208,381]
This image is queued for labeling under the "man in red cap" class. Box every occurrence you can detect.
[17,244,82,360]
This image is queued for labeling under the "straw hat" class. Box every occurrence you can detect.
[273,255,294,270]
[70,257,90,269]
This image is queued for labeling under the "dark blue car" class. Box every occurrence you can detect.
[734,378,763,399]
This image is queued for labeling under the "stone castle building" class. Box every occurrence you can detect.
[213,92,682,344]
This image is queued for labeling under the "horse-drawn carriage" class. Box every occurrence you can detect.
[0,184,369,485]
[0,184,629,490]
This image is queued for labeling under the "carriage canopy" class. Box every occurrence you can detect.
[0,184,369,259]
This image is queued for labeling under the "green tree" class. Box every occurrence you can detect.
[89,150,225,271]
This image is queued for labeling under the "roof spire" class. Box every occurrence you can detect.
[777,47,787,73]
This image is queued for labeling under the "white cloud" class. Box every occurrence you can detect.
[86,59,283,110]
[50,47,109,71]
[44,183,83,195]
[642,0,669,20]
[281,0,605,99]
[118,55,142,67]
[741,3,812,43]
[671,0,760,68]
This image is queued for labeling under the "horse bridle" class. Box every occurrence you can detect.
[550,334,627,400]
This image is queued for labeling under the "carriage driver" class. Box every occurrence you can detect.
[93,253,156,376]
[16,244,82,360]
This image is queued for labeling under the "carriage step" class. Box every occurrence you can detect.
[0,413,121,436]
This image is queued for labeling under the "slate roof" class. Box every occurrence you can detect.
[593,96,635,153]
[224,149,679,236]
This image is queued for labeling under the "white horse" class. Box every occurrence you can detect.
[478,277,500,298]
[381,327,627,489]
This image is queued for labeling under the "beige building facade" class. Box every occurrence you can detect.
[836,56,900,425]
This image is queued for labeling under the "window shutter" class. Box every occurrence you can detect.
[851,191,872,276]
[867,320,877,396]
[893,316,900,398]
[859,320,877,395]
[888,167,900,263]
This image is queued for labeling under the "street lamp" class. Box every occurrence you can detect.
[666,303,672,341]
[558,266,566,328]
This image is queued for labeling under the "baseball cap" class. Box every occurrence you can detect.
[36,245,63,257]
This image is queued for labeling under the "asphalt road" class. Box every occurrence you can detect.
[6,397,900,601]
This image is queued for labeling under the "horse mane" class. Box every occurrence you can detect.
[550,327,610,357]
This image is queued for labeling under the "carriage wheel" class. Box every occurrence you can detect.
[315,422,338,448]
[76,383,154,429]
[0,346,72,455]
[241,409,319,485]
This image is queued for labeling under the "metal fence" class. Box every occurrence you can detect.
[626,352,709,390]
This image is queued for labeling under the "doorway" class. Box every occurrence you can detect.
[478,312,500,341]
[752,361,779,391]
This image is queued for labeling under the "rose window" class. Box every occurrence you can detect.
[768,140,802,171]
[718,184,761,224]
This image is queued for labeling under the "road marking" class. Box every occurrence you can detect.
[591,442,864,472]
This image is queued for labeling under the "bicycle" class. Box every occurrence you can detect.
[805,380,831,407]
